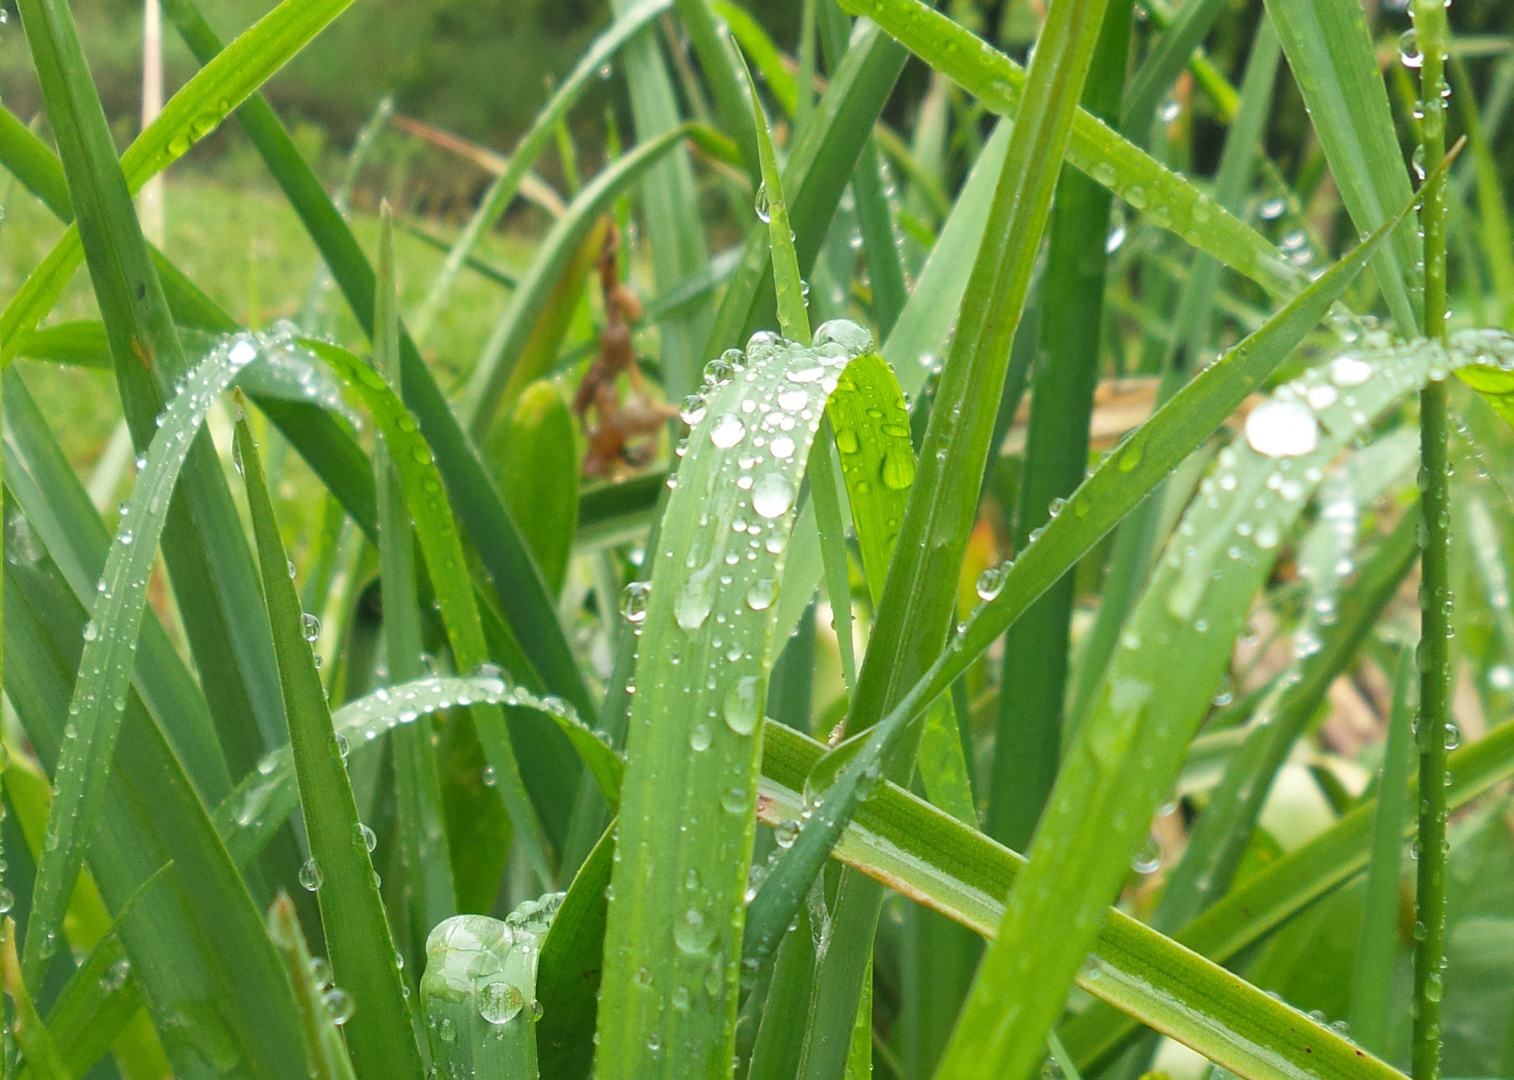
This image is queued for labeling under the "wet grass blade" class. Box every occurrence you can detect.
[21,336,258,989]
[754,722,1408,1080]
[408,0,671,343]
[215,675,621,867]
[267,894,360,1080]
[300,338,556,884]
[462,124,694,439]
[840,0,1305,301]
[1263,0,1422,332]
[1120,0,1228,139]
[595,325,875,1079]
[1,917,69,1080]
[234,404,423,1080]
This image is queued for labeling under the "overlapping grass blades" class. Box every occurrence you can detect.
[594,322,876,1078]
[235,403,423,1079]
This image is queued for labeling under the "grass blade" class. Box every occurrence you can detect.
[1,917,69,1080]
[755,722,1409,1080]
[267,894,360,1080]
[373,208,457,945]
[234,402,423,1079]
[594,325,875,1078]
[990,0,1134,852]
[21,336,258,989]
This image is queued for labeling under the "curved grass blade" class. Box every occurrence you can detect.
[1120,0,1229,139]
[594,324,876,1079]
[422,897,560,1078]
[21,335,259,988]
[741,166,1438,985]
[754,722,1409,1080]
[158,0,595,718]
[215,675,623,867]
[408,0,671,343]
[234,404,423,1080]
[463,124,694,439]
[839,0,1306,301]
[300,339,555,883]
[267,894,359,1080]
[1263,0,1422,332]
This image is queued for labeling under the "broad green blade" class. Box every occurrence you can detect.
[22,335,258,988]
[1263,0,1422,332]
[840,0,1305,301]
[754,722,1409,1080]
[594,324,875,1079]
[301,337,556,884]
[234,406,423,1079]
[462,125,694,440]
[408,0,671,342]
[267,894,360,1080]
[422,897,561,1079]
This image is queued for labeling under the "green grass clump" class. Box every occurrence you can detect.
[5,0,1514,1079]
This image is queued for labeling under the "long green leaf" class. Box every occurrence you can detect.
[754,721,1409,1080]
[235,402,423,1080]
[267,894,360,1080]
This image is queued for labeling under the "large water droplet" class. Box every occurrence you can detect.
[480,981,525,1024]
[724,675,761,735]
[676,567,715,632]
[299,858,324,891]
[752,473,795,519]
[754,182,771,223]
[1328,353,1372,387]
[622,581,651,623]
[746,578,777,611]
[1244,399,1319,458]
[674,907,718,955]
[710,413,746,449]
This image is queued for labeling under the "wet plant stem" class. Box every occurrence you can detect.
[1413,2,1452,1078]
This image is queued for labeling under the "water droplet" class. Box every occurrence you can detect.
[752,473,795,519]
[324,987,354,1025]
[880,444,915,490]
[710,413,746,448]
[480,981,525,1024]
[82,620,99,643]
[754,183,771,223]
[622,581,651,623]
[1244,399,1319,458]
[1328,354,1373,388]
[1489,664,1514,691]
[354,822,377,852]
[976,564,1009,602]
[1400,28,1423,69]
[723,675,761,735]
[299,858,324,891]
[302,612,322,643]
[746,577,777,611]
[674,907,717,955]
[482,764,499,787]
[680,395,708,426]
